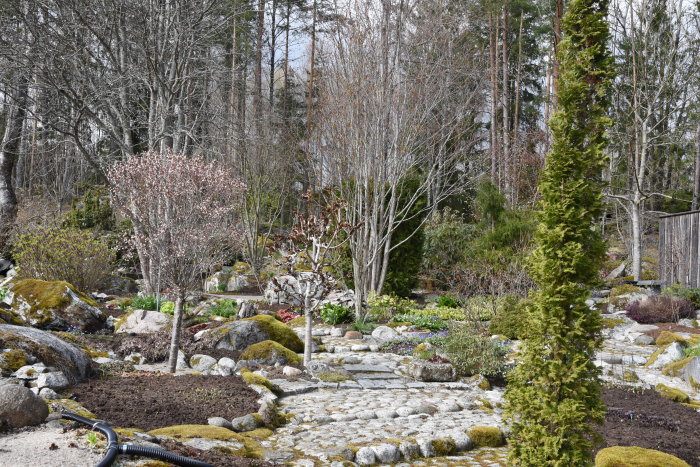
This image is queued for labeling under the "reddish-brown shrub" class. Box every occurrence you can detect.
[625,295,695,324]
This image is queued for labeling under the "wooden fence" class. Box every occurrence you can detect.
[659,210,700,288]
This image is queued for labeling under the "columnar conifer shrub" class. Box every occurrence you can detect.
[108,151,245,372]
[503,0,614,464]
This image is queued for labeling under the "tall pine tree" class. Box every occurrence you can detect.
[503,0,614,464]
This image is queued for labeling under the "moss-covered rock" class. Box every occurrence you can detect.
[655,383,690,403]
[203,314,303,353]
[148,424,239,440]
[0,308,24,326]
[431,438,456,455]
[5,279,104,332]
[240,340,302,366]
[467,426,504,448]
[595,446,689,467]
[662,356,693,377]
[0,325,92,383]
[656,331,688,346]
[622,369,639,382]
[240,368,281,393]
[316,371,352,383]
[0,348,28,373]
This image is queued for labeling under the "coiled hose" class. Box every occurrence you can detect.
[61,411,212,467]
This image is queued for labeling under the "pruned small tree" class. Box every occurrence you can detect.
[270,191,359,366]
[108,150,245,372]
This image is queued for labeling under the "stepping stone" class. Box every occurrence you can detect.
[343,364,393,372]
[271,379,318,395]
[353,372,400,380]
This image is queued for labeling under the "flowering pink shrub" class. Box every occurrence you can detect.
[625,295,695,324]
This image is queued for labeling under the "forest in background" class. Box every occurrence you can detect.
[1,0,699,295]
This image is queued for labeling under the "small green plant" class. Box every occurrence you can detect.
[352,315,378,333]
[86,432,99,446]
[160,301,175,315]
[436,293,460,308]
[217,283,227,292]
[0,287,6,302]
[366,293,414,321]
[392,313,449,331]
[684,344,700,358]
[131,294,158,311]
[319,303,353,325]
[442,325,508,377]
[410,306,468,321]
[207,299,238,318]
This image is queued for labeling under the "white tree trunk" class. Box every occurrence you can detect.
[167,293,185,373]
[630,197,643,281]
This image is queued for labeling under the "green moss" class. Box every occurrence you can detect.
[601,317,624,329]
[0,349,28,372]
[467,426,504,448]
[148,425,238,440]
[233,261,251,274]
[242,315,303,352]
[655,383,690,403]
[431,438,456,455]
[50,399,96,418]
[240,340,302,365]
[662,356,693,377]
[240,368,281,393]
[622,369,639,382]
[594,446,690,467]
[114,309,136,332]
[478,377,491,390]
[644,343,670,368]
[0,330,79,378]
[10,279,98,327]
[286,316,305,327]
[0,309,25,326]
[682,400,700,410]
[316,371,352,383]
[656,331,688,346]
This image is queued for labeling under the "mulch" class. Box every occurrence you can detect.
[596,387,700,466]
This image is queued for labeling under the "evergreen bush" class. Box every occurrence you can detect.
[442,325,508,377]
[503,0,614,463]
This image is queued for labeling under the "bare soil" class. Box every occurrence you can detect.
[596,387,700,466]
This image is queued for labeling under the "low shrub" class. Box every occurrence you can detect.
[392,314,449,331]
[319,303,353,325]
[685,344,700,358]
[436,293,460,308]
[132,294,159,311]
[351,315,378,333]
[410,306,468,321]
[625,295,695,324]
[207,299,238,318]
[366,293,414,321]
[0,287,6,302]
[276,309,300,324]
[442,325,508,377]
[378,333,448,355]
[662,283,700,308]
[12,226,114,292]
[160,301,175,315]
[488,296,532,340]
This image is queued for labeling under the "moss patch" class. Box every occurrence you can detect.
[622,369,639,382]
[315,371,352,383]
[644,343,670,368]
[656,331,688,346]
[0,349,28,372]
[467,426,504,448]
[50,399,97,418]
[601,317,625,329]
[431,438,456,455]
[662,356,693,377]
[286,316,305,327]
[594,446,690,467]
[240,340,302,365]
[241,428,273,440]
[655,383,690,403]
[148,424,238,440]
[242,315,303,352]
[240,368,281,393]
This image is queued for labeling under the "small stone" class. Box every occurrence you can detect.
[14,364,47,380]
[38,388,59,400]
[450,432,473,452]
[399,441,420,460]
[36,372,69,390]
[438,403,461,413]
[417,438,435,457]
[415,404,438,415]
[371,325,398,340]
[189,354,217,372]
[351,344,370,352]
[218,357,236,371]
[633,334,655,345]
[621,355,647,365]
[283,366,302,377]
[330,328,344,337]
[230,414,261,432]
[342,356,361,364]
[356,410,377,420]
[355,447,376,465]
[313,415,334,424]
[0,384,48,429]
[396,406,419,417]
[344,331,363,340]
[372,443,400,463]
[208,417,233,429]
[376,409,398,419]
[125,352,146,364]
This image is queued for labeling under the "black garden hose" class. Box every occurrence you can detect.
[61,411,212,467]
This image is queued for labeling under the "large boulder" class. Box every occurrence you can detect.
[647,342,685,369]
[3,279,105,332]
[680,356,700,387]
[204,315,303,353]
[240,340,302,365]
[0,325,92,383]
[115,309,172,334]
[0,383,48,429]
[204,267,251,293]
[408,360,457,382]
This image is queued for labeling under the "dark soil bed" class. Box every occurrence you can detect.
[72,374,259,431]
[597,387,700,466]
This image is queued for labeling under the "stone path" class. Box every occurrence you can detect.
[258,332,508,465]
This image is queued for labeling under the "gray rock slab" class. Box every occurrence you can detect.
[343,364,393,372]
